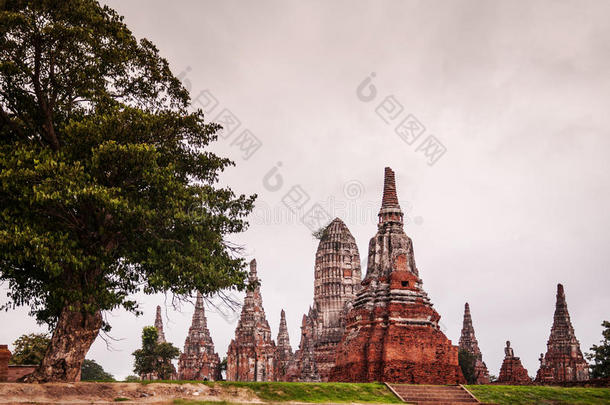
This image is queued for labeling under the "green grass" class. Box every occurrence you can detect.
[466,385,610,405]
[214,381,403,403]
[113,398,130,402]
[166,381,401,403]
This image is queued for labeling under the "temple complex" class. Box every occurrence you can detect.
[274,309,294,379]
[289,217,361,381]
[177,293,222,381]
[329,167,464,384]
[226,259,277,381]
[497,341,531,385]
[535,284,590,383]
[459,303,490,384]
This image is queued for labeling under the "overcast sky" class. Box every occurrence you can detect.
[2,0,609,380]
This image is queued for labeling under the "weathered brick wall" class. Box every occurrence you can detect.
[0,345,9,382]
[7,365,37,382]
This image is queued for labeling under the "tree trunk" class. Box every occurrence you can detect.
[23,305,102,382]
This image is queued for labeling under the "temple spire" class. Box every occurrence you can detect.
[154,305,166,343]
[378,167,403,225]
[458,302,490,384]
[193,292,207,328]
[249,259,257,278]
[535,283,589,382]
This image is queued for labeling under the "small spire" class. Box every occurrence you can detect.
[154,305,166,343]
[193,291,207,328]
[381,167,400,209]
[378,167,403,225]
[250,259,257,278]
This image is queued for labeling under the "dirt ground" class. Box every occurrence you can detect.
[0,382,263,404]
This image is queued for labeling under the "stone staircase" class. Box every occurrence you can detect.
[385,383,483,405]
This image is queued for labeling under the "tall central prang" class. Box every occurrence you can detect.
[330,167,465,384]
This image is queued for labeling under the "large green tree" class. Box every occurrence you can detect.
[132,326,179,381]
[0,0,255,382]
[9,333,50,365]
[586,321,610,379]
[80,359,114,381]
[458,349,477,385]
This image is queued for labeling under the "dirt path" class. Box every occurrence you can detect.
[0,382,263,404]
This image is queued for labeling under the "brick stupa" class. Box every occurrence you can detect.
[330,167,465,384]
[287,308,321,381]
[226,259,277,381]
[497,341,531,385]
[290,218,361,381]
[459,303,490,384]
[275,309,294,379]
[177,293,222,381]
[535,284,590,383]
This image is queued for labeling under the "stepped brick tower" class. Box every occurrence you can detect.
[459,303,490,384]
[275,309,294,379]
[497,341,531,384]
[154,305,166,343]
[329,167,465,384]
[290,217,361,381]
[287,308,321,382]
[226,259,277,381]
[536,284,590,383]
[177,293,222,381]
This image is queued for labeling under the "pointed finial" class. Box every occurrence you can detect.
[281,309,286,319]
[465,302,470,312]
[378,167,403,225]
[250,258,257,277]
[381,167,400,208]
[557,283,564,296]
[195,291,204,309]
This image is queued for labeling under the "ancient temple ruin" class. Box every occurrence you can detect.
[177,293,222,381]
[459,303,490,384]
[287,308,321,382]
[226,259,277,381]
[497,341,531,385]
[274,309,293,379]
[289,217,361,381]
[535,284,590,383]
[329,167,464,384]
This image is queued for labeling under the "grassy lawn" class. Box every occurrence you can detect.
[466,385,610,405]
[211,381,403,403]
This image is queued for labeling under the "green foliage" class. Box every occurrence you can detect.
[311,224,330,240]
[0,0,255,332]
[458,348,477,384]
[219,356,227,372]
[124,375,140,382]
[465,385,610,405]
[9,333,50,365]
[586,320,610,378]
[113,398,130,402]
[132,326,180,380]
[81,358,115,381]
